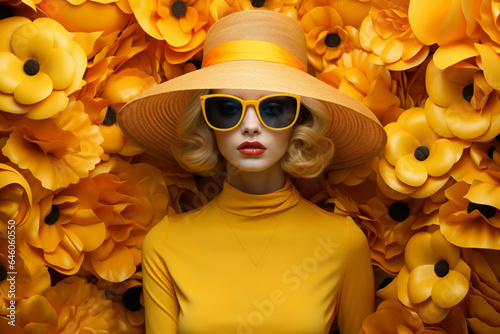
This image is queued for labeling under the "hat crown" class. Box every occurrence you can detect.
[203,11,308,70]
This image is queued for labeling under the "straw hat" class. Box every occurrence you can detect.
[117,10,387,170]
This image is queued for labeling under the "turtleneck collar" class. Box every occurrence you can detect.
[216,177,302,217]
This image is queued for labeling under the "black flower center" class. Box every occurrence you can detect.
[325,33,341,48]
[171,1,187,17]
[377,277,393,290]
[467,201,497,219]
[388,201,410,222]
[414,146,430,161]
[251,0,265,7]
[44,206,60,225]
[24,59,40,76]
[186,59,202,70]
[462,84,473,102]
[0,265,7,281]
[434,259,449,278]
[123,286,143,311]
[488,146,495,159]
[102,106,116,126]
[0,5,14,20]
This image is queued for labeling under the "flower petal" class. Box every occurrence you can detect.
[158,15,191,47]
[476,43,500,91]
[11,23,54,62]
[0,92,31,114]
[13,73,53,105]
[91,244,136,282]
[431,270,469,308]
[424,139,460,177]
[408,264,438,304]
[26,90,68,120]
[395,154,428,187]
[42,49,76,90]
[0,52,26,94]
[405,232,439,269]
[430,230,460,268]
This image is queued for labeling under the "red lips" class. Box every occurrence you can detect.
[237,141,266,150]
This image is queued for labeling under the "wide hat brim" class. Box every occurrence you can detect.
[118,59,387,170]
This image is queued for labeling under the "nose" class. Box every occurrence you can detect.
[240,105,262,134]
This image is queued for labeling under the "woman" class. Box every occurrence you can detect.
[118,10,386,334]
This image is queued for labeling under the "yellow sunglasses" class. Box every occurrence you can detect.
[200,94,301,131]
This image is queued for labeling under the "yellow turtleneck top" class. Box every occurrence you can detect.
[142,178,374,334]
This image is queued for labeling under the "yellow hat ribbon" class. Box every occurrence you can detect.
[202,40,306,72]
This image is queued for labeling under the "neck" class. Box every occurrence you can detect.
[225,162,286,195]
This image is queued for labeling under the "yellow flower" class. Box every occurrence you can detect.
[360,300,447,334]
[16,276,118,332]
[440,180,500,250]
[357,196,438,275]
[0,17,87,119]
[425,57,500,142]
[378,108,463,199]
[462,249,500,332]
[408,0,480,47]
[0,163,32,232]
[129,0,210,64]
[0,234,51,315]
[83,157,170,282]
[2,97,104,191]
[378,230,471,324]
[316,49,401,122]
[300,5,361,73]
[360,6,429,71]
[36,0,132,36]
[18,177,105,275]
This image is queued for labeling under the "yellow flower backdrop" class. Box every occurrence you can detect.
[1,0,500,333]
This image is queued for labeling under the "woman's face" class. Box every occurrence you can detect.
[210,89,294,173]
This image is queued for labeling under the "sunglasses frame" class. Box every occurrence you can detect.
[200,93,301,131]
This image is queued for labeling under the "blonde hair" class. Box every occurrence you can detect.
[171,90,334,178]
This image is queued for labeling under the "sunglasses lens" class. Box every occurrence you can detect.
[204,96,243,129]
[259,96,298,129]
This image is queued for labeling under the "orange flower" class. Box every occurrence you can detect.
[0,234,51,315]
[129,0,210,64]
[392,58,429,109]
[378,230,471,324]
[16,276,118,332]
[357,196,438,275]
[18,177,105,275]
[360,6,429,70]
[462,249,500,332]
[36,0,132,36]
[474,0,500,45]
[316,49,402,122]
[298,0,374,27]
[0,164,32,232]
[300,5,360,73]
[440,180,500,250]
[425,57,500,142]
[237,0,284,12]
[0,17,87,119]
[1,97,104,190]
[95,272,145,332]
[378,108,464,199]
[78,22,150,100]
[326,157,378,186]
[82,157,170,282]
[360,300,447,334]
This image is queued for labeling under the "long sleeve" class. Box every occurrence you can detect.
[337,217,375,334]
[142,216,179,334]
